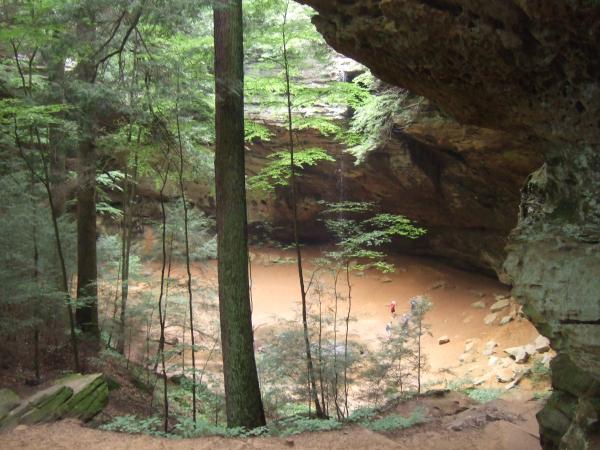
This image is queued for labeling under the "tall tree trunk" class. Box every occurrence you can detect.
[116,144,139,355]
[75,18,99,346]
[213,0,265,429]
[282,1,324,418]
[75,122,99,341]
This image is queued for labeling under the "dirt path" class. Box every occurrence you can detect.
[2,395,542,450]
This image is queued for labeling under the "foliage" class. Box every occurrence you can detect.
[321,201,426,272]
[363,407,426,432]
[344,72,425,162]
[274,416,342,436]
[467,388,504,404]
[248,147,334,192]
[0,171,76,364]
[528,359,551,384]
[100,415,168,437]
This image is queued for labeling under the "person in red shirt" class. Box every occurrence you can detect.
[388,300,397,317]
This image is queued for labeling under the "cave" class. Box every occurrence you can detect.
[294,1,600,448]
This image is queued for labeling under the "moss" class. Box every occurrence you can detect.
[0,389,20,419]
[537,391,578,449]
[551,354,600,397]
[60,375,109,421]
[20,386,74,425]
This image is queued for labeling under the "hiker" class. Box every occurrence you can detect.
[388,300,397,317]
[385,321,393,338]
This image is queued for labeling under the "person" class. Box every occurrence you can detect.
[388,300,397,317]
[385,321,393,339]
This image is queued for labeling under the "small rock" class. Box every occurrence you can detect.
[465,341,476,353]
[541,353,553,368]
[379,276,393,283]
[484,313,497,325]
[463,315,473,324]
[483,341,498,356]
[494,294,510,301]
[488,356,499,366]
[524,344,537,356]
[14,425,28,432]
[534,335,551,353]
[499,315,513,325]
[438,336,450,345]
[495,367,515,383]
[504,346,530,364]
[471,300,486,309]
[285,439,295,447]
[490,299,510,313]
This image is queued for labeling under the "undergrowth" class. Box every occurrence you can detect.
[99,406,427,439]
[364,407,427,432]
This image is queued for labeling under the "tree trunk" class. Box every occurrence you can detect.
[75,124,99,341]
[75,18,99,346]
[213,0,265,429]
[282,2,324,418]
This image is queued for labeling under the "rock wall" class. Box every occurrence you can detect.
[245,111,539,274]
[297,0,600,448]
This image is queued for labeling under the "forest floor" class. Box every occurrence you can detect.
[2,390,543,449]
[1,247,552,449]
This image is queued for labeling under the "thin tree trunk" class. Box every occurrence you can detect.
[30,175,41,381]
[417,319,422,395]
[332,269,342,419]
[155,160,171,431]
[175,90,198,423]
[282,1,324,419]
[316,283,326,415]
[213,0,265,429]
[14,121,80,372]
[116,145,139,354]
[343,261,352,417]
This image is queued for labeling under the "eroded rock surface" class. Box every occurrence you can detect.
[0,373,108,431]
[297,1,600,448]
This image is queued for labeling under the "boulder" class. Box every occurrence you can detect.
[499,315,513,326]
[0,373,108,431]
[490,299,511,313]
[438,336,450,345]
[535,335,551,354]
[504,347,530,364]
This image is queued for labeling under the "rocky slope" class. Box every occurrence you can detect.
[296,1,600,448]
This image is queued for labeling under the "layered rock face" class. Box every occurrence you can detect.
[297,0,600,448]
[245,110,540,274]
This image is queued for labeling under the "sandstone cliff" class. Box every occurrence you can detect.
[297,1,600,448]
